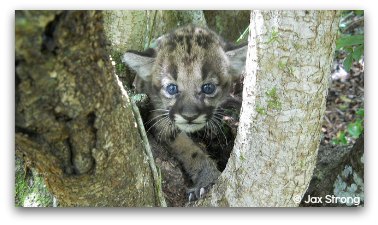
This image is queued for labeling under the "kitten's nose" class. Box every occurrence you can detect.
[180,105,199,122]
[181,113,199,122]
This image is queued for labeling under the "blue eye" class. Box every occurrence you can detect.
[201,83,216,95]
[166,83,178,95]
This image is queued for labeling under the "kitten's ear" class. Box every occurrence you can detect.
[122,48,156,81]
[226,44,248,79]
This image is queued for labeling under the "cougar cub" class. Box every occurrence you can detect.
[123,25,247,201]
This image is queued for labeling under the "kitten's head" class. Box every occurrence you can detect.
[123,25,247,133]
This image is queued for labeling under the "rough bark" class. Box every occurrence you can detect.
[136,10,207,51]
[197,10,340,207]
[154,10,207,36]
[103,10,207,52]
[15,10,164,207]
[103,10,149,53]
[301,134,364,207]
[102,10,152,88]
[204,10,250,43]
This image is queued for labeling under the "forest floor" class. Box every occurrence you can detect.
[322,56,364,147]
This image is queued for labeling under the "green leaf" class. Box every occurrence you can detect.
[236,26,249,43]
[256,105,266,115]
[347,121,363,138]
[336,35,364,50]
[331,138,339,145]
[343,46,354,54]
[356,108,364,117]
[340,95,352,103]
[338,131,348,145]
[266,87,277,97]
[343,53,354,72]
[339,104,349,111]
[354,10,364,16]
[333,131,348,145]
[352,45,364,61]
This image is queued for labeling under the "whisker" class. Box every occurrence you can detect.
[164,118,173,140]
[214,121,223,147]
[209,119,221,147]
[168,120,174,138]
[214,107,234,118]
[145,113,169,126]
[202,122,209,140]
[213,113,233,130]
[149,108,170,113]
[212,114,224,120]
[213,112,227,118]
[157,117,170,143]
[211,117,228,146]
[146,115,169,133]
[213,110,230,118]
[170,122,177,138]
[206,120,216,144]
[207,121,212,141]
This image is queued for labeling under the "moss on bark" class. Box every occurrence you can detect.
[15,10,162,207]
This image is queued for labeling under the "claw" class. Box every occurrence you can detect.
[200,187,206,198]
[189,193,195,202]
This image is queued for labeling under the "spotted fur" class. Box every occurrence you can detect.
[123,25,247,200]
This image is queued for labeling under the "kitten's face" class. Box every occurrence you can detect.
[123,25,247,134]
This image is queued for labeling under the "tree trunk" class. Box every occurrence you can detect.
[103,10,149,53]
[15,10,164,207]
[102,10,152,88]
[204,10,250,43]
[141,10,207,49]
[154,10,207,36]
[301,133,364,207]
[197,10,340,207]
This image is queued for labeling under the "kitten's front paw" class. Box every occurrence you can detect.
[187,162,221,201]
